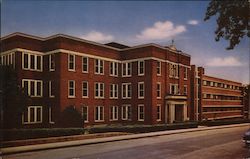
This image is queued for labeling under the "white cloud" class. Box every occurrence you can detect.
[81,31,114,42]
[187,20,199,25]
[136,21,186,41]
[206,56,243,67]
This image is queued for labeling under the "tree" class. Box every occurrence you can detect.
[204,0,249,50]
[59,106,83,128]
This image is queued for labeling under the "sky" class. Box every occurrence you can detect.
[1,1,249,84]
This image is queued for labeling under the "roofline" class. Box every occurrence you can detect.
[1,32,191,57]
[203,74,243,85]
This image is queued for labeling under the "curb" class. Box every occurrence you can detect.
[1,123,249,155]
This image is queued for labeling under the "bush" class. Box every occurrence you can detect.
[2,128,85,141]
[58,106,83,128]
[200,119,250,126]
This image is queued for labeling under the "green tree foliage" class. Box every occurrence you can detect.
[59,106,83,128]
[204,0,249,50]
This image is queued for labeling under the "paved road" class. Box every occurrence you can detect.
[3,125,250,159]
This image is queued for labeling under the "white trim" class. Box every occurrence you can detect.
[170,83,179,95]
[82,56,89,73]
[49,81,55,98]
[22,52,43,72]
[156,104,161,121]
[184,67,188,80]
[122,83,132,99]
[203,105,244,108]
[109,61,118,77]
[110,106,118,121]
[138,104,144,121]
[138,60,145,76]
[95,106,104,122]
[122,62,132,77]
[49,107,55,124]
[22,106,43,124]
[68,80,75,98]
[110,84,118,99]
[82,106,89,123]
[94,82,105,98]
[94,59,104,75]
[68,54,75,71]
[138,82,144,99]
[122,104,131,120]
[183,85,188,95]
[156,82,161,99]
[82,81,88,98]
[49,54,55,71]
[206,115,243,120]
[156,61,161,76]
[22,79,43,97]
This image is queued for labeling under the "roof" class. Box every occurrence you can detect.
[105,42,130,49]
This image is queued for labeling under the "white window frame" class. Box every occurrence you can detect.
[49,81,55,98]
[82,106,88,123]
[157,104,161,121]
[82,56,88,73]
[122,83,132,99]
[68,54,75,71]
[68,80,75,98]
[82,81,88,98]
[184,67,188,80]
[138,82,144,99]
[156,82,161,99]
[156,61,161,76]
[170,83,179,95]
[22,52,43,72]
[122,105,131,120]
[22,106,43,124]
[138,104,144,121]
[95,82,105,98]
[110,84,118,99]
[49,106,55,124]
[110,106,118,121]
[138,60,144,76]
[95,106,104,122]
[184,85,188,95]
[110,62,118,76]
[22,79,43,97]
[122,62,132,77]
[95,59,104,75]
[49,54,55,71]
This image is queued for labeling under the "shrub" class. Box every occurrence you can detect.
[58,106,83,128]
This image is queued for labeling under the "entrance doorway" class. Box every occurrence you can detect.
[175,104,184,122]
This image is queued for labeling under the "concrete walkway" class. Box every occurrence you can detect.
[1,123,249,155]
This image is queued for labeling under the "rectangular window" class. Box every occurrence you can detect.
[110,106,118,121]
[157,61,161,76]
[49,54,55,71]
[138,60,144,76]
[122,105,131,120]
[122,83,132,99]
[68,54,75,71]
[68,80,75,98]
[49,106,55,124]
[110,62,118,76]
[184,67,188,80]
[22,53,42,71]
[122,62,132,77]
[95,106,104,122]
[157,105,161,121]
[183,85,187,95]
[23,106,42,124]
[82,57,88,73]
[95,82,105,98]
[37,56,41,70]
[82,106,88,123]
[169,63,178,78]
[82,81,88,98]
[138,105,144,121]
[157,82,161,99]
[30,55,35,69]
[138,82,144,99]
[110,84,118,99]
[22,79,43,97]
[95,59,104,74]
[170,84,179,95]
[49,81,55,97]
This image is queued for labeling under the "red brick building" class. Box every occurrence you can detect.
[191,65,246,121]
[1,33,193,128]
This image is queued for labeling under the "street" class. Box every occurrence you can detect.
[3,125,250,159]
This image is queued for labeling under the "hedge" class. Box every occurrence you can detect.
[199,119,250,126]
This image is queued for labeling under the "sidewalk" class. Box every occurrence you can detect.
[1,123,249,155]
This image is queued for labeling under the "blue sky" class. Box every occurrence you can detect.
[1,1,249,84]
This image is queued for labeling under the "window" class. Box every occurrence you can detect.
[22,106,42,124]
[157,105,161,121]
[82,106,88,123]
[184,67,188,80]
[22,79,43,97]
[138,60,144,76]
[122,105,131,120]
[203,80,207,86]
[95,82,104,98]
[95,59,104,74]
[49,54,55,71]
[68,80,75,98]
[183,85,187,95]
[169,63,178,78]
[22,53,42,71]
[122,83,132,99]
[82,81,88,98]
[138,82,144,99]
[170,84,179,95]
[110,106,118,121]
[122,62,132,77]
[49,81,55,97]
[138,105,144,121]
[95,106,104,122]
[110,62,118,76]
[68,54,75,71]
[110,84,118,99]
[49,106,55,124]
[157,82,161,98]
[82,57,88,73]
[157,61,161,76]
